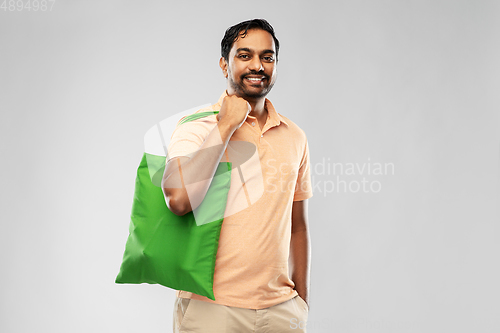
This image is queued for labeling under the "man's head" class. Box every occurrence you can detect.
[220,19,280,100]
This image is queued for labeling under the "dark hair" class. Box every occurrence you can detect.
[221,19,280,61]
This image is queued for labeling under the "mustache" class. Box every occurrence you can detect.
[240,71,269,80]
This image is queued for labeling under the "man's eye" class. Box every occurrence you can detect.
[263,56,274,62]
[238,54,250,59]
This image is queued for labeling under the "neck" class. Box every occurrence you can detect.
[247,98,267,118]
[248,98,268,130]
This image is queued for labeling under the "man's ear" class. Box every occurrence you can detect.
[219,57,228,78]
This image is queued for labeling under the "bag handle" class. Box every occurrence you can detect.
[178,111,219,125]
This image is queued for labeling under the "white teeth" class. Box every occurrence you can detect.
[246,77,263,81]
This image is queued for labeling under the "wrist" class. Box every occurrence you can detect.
[217,118,237,139]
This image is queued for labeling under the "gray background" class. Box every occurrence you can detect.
[1,0,499,332]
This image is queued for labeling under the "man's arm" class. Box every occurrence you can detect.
[290,199,311,309]
[162,95,250,216]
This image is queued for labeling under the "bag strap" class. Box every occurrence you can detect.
[178,111,219,125]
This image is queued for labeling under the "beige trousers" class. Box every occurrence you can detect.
[173,295,309,332]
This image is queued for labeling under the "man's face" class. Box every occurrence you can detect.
[221,29,277,99]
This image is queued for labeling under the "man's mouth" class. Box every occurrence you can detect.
[243,76,266,84]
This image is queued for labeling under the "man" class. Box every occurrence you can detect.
[162,19,312,333]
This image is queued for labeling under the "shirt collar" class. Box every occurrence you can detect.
[215,91,289,128]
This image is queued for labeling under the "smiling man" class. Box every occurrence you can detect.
[163,19,312,333]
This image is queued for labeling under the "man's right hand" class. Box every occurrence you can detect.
[217,95,251,131]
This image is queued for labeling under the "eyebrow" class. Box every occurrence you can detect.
[236,47,275,55]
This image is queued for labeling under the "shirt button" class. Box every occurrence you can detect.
[251,122,255,126]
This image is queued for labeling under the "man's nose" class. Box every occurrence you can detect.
[248,57,264,72]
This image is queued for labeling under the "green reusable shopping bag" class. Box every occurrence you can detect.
[115,111,230,301]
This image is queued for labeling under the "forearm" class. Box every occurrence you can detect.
[290,228,311,307]
[162,120,235,214]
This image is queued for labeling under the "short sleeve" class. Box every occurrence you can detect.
[293,139,313,201]
[166,118,214,162]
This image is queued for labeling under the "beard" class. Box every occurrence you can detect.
[227,71,275,99]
